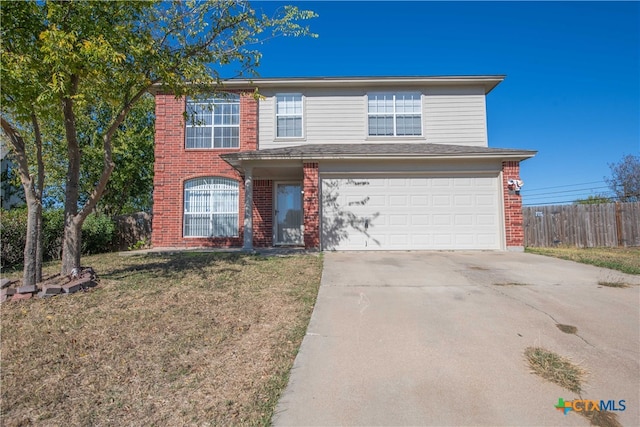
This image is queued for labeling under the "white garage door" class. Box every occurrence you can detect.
[321,175,502,250]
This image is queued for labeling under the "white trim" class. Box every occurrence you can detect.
[273,181,304,246]
[243,167,254,251]
[320,170,499,178]
[152,76,505,95]
[185,95,240,149]
[498,170,507,251]
[367,92,423,137]
[183,177,240,238]
[275,93,304,139]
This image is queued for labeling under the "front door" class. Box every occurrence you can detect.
[275,183,303,245]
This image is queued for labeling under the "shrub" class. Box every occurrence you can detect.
[43,208,64,260]
[1,208,28,267]
[81,213,115,255]
[1,208,117,267]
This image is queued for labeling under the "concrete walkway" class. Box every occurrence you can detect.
[272,251,640,426]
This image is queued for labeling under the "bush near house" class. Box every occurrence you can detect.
[0,208,28,266]
[1,209,116,268]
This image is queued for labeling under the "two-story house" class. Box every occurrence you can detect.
[152,76,536,252]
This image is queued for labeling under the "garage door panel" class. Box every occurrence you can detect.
[411,215,430,226]
[477,214,496,225]
[411,195,429,206]
[476,195,495,206]
[321,176,501,250]
[389,215,408,226]
[478,234,498,245]
[454,178,473,187]
[454,214,473,226]
[433,195,451,207]
[367,195,386,206]
[389,195,408,207]
[455,234,474,245]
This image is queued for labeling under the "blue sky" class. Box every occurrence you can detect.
[249,1,639,205]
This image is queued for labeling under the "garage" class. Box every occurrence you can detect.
[321,174,502,250]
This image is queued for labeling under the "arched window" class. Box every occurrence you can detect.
[184,177,239,237]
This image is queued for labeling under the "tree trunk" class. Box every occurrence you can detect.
[61,217,82,275]
[36,201,43,283]
[33,114,45,283]
[22,190,40,286]
[61,77,82,276]
[1,116,43,286]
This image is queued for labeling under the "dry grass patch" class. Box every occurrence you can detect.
[524,346,586,393]
[493,282,529,287]
[598,281,631,288]
[526,247,640,275]
[580,409,623,427]
[468,266,489,271]
[1,251,322,426]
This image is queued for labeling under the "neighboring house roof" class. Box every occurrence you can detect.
[152,75,506,95]
[222,143,537,169]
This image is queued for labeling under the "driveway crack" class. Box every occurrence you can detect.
[486,285,595,347]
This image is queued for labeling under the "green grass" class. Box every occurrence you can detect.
[1,251,323,426]
[526,247,640,275]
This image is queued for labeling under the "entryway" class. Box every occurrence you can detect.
[274,182,303,245]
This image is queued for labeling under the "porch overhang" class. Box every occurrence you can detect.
[220,143,537,173]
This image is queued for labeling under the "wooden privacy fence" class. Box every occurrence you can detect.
[112,212,152,251]
[523,202,640,248]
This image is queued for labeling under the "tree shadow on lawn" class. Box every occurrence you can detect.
[101,252,264,282]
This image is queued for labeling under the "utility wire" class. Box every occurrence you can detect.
[525,180,606,192]
[524,186,610,198]
[523,193,640,206]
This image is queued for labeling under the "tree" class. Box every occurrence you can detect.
[1,0,316,277]
[42,95,156,216]
[574,194,612,205]
[1,0,48,285]
[605,154,640,202]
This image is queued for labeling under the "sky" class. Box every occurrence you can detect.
[247,1,639,206]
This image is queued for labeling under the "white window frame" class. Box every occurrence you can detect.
[367,92,423,137]
[183,177,239,237]
[185,94,240,149]
[275,93,304,139]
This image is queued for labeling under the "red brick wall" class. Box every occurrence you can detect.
[303,163,320,249]
[253,180,273,247]
[502,161,524,249]
[152,92,258,248]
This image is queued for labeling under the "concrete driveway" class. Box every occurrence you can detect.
[272,251,640,426]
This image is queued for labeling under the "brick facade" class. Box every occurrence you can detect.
[303,163,320,249]
[252,179,273,247]
[152,92,258,248]
[152,86,528,252]
[502,161,524,250]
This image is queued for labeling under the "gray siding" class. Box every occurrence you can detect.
[258,86,488,149]
[424,87,487,146]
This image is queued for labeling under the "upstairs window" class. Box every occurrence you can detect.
[368,92,422,136]
[186,94,240,148]
[276,94,303,138]
[184,177,239,237]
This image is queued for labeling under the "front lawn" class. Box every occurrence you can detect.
[525,246,640,275]
[1,251,322,426]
